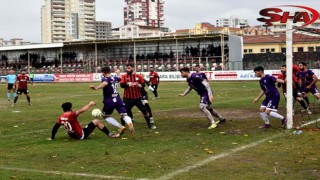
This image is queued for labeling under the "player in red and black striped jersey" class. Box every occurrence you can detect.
[149,66,160,99]
[13,69,35,107]
[120,64,156,129]
[278,65,311,114]
[49,101,119,140]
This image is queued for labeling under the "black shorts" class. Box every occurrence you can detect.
[17,89,29,95]
[123,98,148,114]
[7,84,15,90]
[67,122,96,140]
[142,94,149,100]
[83,122,96,139]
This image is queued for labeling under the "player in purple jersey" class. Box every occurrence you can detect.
[178,67,226,129]
[253,66,286,129]
[194,64,208,81]
[90,67,134,135]
[296,62,320,104]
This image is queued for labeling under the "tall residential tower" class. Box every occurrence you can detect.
[124,0,164,27]
[41,0,96,43]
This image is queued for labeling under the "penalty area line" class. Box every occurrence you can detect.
[156,119,320,180]
[0,166,149,180]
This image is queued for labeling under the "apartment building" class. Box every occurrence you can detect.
[95,21,112,40]
[0,38,31,47]
[216,16,249,28]
[124,0,164,27]
[41,0,96,43]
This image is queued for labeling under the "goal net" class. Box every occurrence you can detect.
[286,25,320,130]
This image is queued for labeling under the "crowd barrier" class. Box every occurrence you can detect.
[1,70,320,83]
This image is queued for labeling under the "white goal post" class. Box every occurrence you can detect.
[286,21,293,129]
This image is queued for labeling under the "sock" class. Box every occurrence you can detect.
[141,110,151,125]
[13,92,17,98]
[100,127,110,136]
[200,106,215,123]
[120,118,126,126]
[260,112,270,124]
[304,97,310,106]
[14,96,18,103]
[154,90,158,97]
[149,117,154,124]
[27,96,30,103]
[208,107,222,119]
[145,103,153,117]
[123,116,133,125]
[298,99,308,110]
[144,115,151,125]
[269,111,284,120]
[7,92,10,99]
[105,117,122,129]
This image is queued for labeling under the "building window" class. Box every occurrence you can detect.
[249,49,253,53]
[281,48,286,53]
[271,48,275,52]
[297,47,303,52]
[260,49,265,53]
[244,49,248,53]
[316,46,320,52]
[266,49,270,52]
[308,47,314,52]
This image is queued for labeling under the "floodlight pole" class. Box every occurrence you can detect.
[27,50,30,73]
[221,34,225,71]
[95,43,98,73]
[176,38,178,71]
[286,21,293,130]
[133,40,137,72]
[60,47,63,74]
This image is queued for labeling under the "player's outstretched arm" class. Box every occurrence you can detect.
[179,86,192,97]
[276,78,284,84]
[50,123,61,140]
[90,82,108,90]
[253,90,264,104]
[76,101,96,115]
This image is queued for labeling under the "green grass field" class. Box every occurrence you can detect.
[0,81,319,180]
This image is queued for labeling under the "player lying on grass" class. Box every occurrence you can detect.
[253,66,286,129]
[49,101,119,140]
[178,67,226,129]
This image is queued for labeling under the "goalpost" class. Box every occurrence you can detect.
[286,21,294,129]
[286,23,320,130]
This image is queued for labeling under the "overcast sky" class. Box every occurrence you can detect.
[0,0,317,43]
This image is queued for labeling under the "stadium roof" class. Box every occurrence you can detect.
[63,34,225,46]
[243,34,320,44]
[0,34,227,51]
[0,43,63,51]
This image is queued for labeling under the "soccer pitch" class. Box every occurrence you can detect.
[0,81,319,179]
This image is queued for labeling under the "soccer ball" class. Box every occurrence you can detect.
[91,109,102,118]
